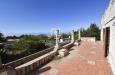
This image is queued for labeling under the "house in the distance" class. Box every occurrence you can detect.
[101,0,115,74]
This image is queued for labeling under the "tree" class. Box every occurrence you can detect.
[74,31,78,40]
[0,33,6,42]
[75,23,100,40]
[6,35,19,39]
[88,23,100,40]
[5,34,51,54]
[61,33,69,38]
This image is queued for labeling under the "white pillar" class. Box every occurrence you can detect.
[101,27,104,41]
[55,29,59,48]
[71,30,74,42]
[78,29,81,40]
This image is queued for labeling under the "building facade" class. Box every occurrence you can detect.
[101,0,115,74]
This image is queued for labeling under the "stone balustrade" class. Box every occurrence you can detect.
[58,42,74,57]
[59,41,70,47]
[15,42,74,75]
[0,49,57,75]
[0,41,72,75]
[14,42,73,75]
[3,47,54,68]
[15,49,57,75]
[62,42,74,50]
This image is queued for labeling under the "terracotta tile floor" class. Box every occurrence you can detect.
[29,41,113,75]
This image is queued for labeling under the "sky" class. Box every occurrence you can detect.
[0,0,110,36]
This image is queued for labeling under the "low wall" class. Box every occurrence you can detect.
[62,42,74,50]
[0,41,71,75]
[60,41,70,46]
[15,50,57,75]
[3,47,54,68]
[81,37,96,42]
[0,50,57,75]
[14,42,73,75]
[3,41,70,68]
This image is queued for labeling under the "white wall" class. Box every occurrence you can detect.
[81,37,96,42]
[101,0,115,26]
[108,20,115,74]
[101,0,115,74]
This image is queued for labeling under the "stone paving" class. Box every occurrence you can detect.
[29,41,113,75]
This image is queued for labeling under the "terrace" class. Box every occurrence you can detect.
[29,41,113,75]
[0,30,113,75]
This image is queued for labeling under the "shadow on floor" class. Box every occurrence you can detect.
[69,48,74,51]
[38,66,51,74]
[27,66,52,75]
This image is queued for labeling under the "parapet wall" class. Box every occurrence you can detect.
[3,47,54,68]
[15,49,57,75]
[0,41,73,75]
[62,42,74,50]
[81,37,96,42]
[3,41,70,69]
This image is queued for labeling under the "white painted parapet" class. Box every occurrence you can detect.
[3,47,54,68]
[15,50,57,75]
[14,42,72,75]
[81,37,96,42]
[0,41,70,75]
[58,41,74,57]
[58,49,68,57]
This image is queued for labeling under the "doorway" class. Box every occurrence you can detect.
[104,27,110,57]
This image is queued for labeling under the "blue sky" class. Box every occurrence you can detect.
[0,0,109,36]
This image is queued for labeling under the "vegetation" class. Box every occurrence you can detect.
[0,34,54,63]
[0,33,6,42]
[0,23,100,63]
[75,23,100,40]
[5,34,52,54]
[6,35,19,39]
[0,33,6,53]
[61,33,69,38]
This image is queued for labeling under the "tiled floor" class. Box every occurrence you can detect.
[29,41,113,75]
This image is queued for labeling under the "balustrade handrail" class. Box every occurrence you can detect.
[59,41,70,46]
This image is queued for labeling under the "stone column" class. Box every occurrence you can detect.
[78,29,81,40]
[71,30,74,42]
[55,29,59,48]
